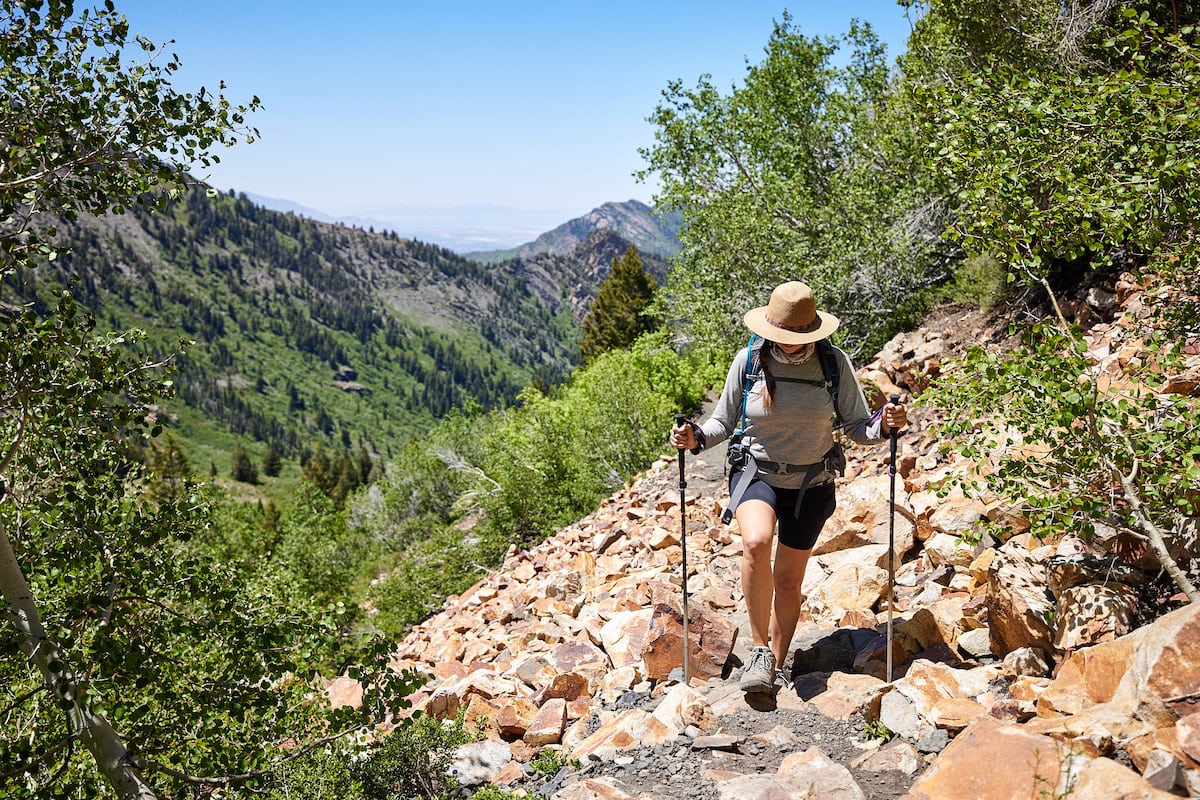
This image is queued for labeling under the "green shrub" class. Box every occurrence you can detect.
[263,745,360,800]
[468,785,529,799]
[932,253,1008,311]
[361,523,483,638]
[475,330,716,544]
[353,712,474,800]
[529,747,577,777]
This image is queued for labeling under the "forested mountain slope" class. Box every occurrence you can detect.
[3,187,660,471]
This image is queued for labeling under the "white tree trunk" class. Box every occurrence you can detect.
[0,517,159,800]
[1114,467,1200,604]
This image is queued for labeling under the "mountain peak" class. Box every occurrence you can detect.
[467,201,681,264]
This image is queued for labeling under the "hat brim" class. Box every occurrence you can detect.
[743,307,840,345]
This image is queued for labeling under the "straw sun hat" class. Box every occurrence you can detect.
[742,281,840,345]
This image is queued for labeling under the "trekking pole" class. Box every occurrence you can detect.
[673,414,692,684]
[886,394,900,684]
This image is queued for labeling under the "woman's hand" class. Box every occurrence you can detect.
[670,422,697,450]
[882,400,907,435]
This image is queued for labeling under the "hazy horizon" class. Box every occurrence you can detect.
[119,1,916,250]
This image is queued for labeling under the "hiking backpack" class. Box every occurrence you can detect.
[734,333,843,436]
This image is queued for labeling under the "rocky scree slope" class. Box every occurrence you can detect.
[329,281,1200,800]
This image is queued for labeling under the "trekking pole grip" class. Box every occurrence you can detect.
[673,414,687,484]
[888,394,901,443]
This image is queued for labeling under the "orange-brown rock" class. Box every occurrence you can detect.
[530,672,589,705]
[463,695,502,740]
[1037,635,1134,717]
[495,696,539,739]
[325,676,363,709]
[569,709,672,763]
[907,716,1066,799]
[555,777,636,800]
[987,547,1055,656]
[640,602,737,681]
[1052,582,1139,651]
[651,684,719,734]
[523,697,567,745]
[1178,711,1200,766]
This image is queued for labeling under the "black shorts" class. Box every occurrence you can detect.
[727,470,837,551]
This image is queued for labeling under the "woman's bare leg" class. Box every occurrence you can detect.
[770,544,813,669]
[736,499,778,649]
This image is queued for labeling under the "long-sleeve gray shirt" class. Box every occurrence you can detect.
[699,341,884,489]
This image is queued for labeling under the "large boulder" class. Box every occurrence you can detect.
[987,546,1056,656]
[906,715,1177,800]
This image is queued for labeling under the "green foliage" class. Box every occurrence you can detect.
[203,481,383,618]
[355,330,719,635]
[467,786,530,800]
[0,295,423,798]
[0,0,260,267]
[262,746,360,800]
[360,524,481,638]
[529,747,577,777]
[351,712,474,800]
[580,247,659,364]
[476,331,716,543]
[928,253,1008,311]
[641,12,947,358]
[919,6,1200,282]
[863,718,893,743]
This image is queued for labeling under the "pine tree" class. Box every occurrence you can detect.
[231,444,258,484]
[579,247,659,365]
[301,443,334,495]
[261,443,282,477]
[144,434,193,505]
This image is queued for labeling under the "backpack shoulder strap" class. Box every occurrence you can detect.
[815,339,844,428]
[737,335,762,432]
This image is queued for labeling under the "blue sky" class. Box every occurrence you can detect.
[117,1,917,248]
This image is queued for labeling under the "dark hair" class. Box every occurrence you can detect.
[757,359,777,411]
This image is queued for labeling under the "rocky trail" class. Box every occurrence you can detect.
[329,286,1200,799]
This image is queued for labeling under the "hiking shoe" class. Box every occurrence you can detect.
[739,646,777,694]
[775,669,793,691]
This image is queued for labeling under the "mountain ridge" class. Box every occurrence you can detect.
[465,199,682,265]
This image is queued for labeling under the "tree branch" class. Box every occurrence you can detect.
[147,724,369,788]
[0,516,160,800]
[1111,456,1200,603]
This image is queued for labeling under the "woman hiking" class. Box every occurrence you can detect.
[670,281,906,694]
